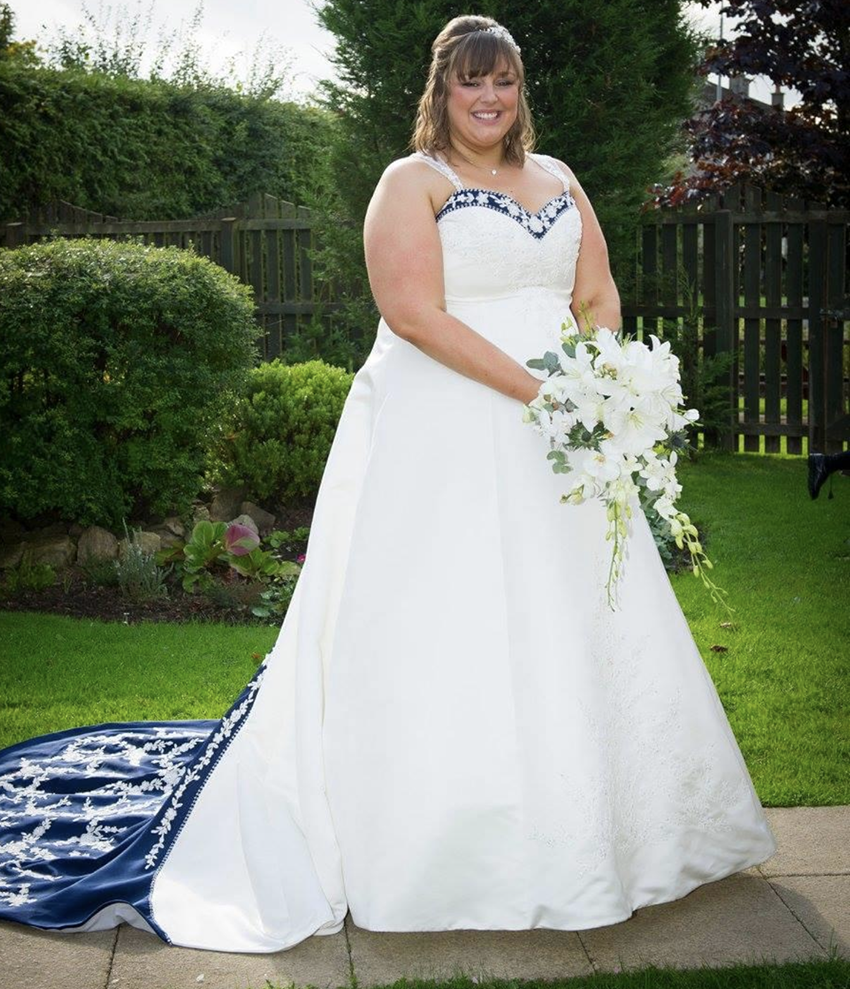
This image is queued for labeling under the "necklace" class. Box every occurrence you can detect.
[449,147,503,176]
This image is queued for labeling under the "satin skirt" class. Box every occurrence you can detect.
[0,287,777,950]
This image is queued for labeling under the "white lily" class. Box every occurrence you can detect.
[522,322,731,614]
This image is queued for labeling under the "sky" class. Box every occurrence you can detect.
[13,0,793,106]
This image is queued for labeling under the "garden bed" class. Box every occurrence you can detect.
[0,503,315,626]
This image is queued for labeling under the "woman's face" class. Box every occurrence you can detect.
[445,58,520,154]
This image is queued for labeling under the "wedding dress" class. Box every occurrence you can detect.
[0,151,777,953]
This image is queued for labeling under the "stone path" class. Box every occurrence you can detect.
[1,806,846,989]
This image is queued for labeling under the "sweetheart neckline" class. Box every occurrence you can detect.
[436,187,572,221]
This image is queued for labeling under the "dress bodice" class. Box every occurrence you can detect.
[411,150,583,305]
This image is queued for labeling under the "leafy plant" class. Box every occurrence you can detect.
[651,0,849,208]
[114,520,171,602]
[0,238,258,529]
[0,560,57,596]
[78,556,121,587]
[0,6,337,222]
[250,575,300,620]
[172,518,296,592]
[228,548,295,581]
[201,574,266,614]
[267,526,310,555]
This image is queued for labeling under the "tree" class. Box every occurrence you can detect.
[310,0,703,356]
[0,3,40,67]
[649,0,850,208]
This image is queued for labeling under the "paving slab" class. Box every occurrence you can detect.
[3,807,847,987]
[768,875,850,959]
[0,919,116,989]
[578,872,826,973]
[344,915,593,986]
[760,806,850,876]
[107,923,352,989]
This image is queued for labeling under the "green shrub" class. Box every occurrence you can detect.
[0,560,56,597]
[0,237,258,528]
[0,63,338,222]
[207,359,354,505]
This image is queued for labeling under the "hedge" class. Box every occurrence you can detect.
[0,63,337,221]
[0,237,258,528]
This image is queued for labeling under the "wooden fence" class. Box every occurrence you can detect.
[1,194,337,362]
[5,186,849,454]
[620,183,849,454]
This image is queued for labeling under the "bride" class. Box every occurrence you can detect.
[0,14,776,952]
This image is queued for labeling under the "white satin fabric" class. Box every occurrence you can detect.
[148,152,777,950]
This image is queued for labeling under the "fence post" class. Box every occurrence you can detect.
[4,222,24,249]
[219,217,238,275]
[714,209,736,450]
[807,219,827,453]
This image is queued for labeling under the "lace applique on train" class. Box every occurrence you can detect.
[0,661,266,933]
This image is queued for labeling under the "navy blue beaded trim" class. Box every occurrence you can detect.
[435,188,576,238]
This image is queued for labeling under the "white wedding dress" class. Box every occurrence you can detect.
[0,150,777,952]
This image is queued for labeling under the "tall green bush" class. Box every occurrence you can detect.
[0,63,338,221]
[0,238,258,528]
[206,359,355,506]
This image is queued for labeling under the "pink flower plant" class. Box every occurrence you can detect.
[224,523,260,557]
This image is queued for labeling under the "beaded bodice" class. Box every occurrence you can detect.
[411,150,583,303]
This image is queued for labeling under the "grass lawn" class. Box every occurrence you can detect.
[671,451,848,807]
[0,453,847,807]
[339,960,849,989]
[0,616,277,750]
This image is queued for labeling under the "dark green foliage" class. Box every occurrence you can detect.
[207,359,354,505]
[311,0,703,349]
[0,63,337,221]
[0,237,258,528]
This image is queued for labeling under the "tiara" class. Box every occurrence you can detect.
[480,24,521,54]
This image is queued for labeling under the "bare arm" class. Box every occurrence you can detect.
[363,159,544,406]
[554,158,622,334]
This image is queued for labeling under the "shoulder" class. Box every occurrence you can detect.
[372,152,453,215]
[377,153,444,190]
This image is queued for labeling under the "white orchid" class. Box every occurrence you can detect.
[523,322,731,613]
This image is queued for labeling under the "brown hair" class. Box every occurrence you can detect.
[410,15,535,167]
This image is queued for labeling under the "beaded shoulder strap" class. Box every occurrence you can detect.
[530,152,570,194]
[410,150,464,191]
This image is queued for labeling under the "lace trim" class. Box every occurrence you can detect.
[143,663,267,872]
[0,726,210,909]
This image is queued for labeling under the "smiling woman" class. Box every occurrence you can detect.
[0,12,777,954]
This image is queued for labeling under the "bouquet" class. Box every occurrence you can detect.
[521,315,731,614]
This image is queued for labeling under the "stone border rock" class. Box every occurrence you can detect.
[0,487,279,572]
